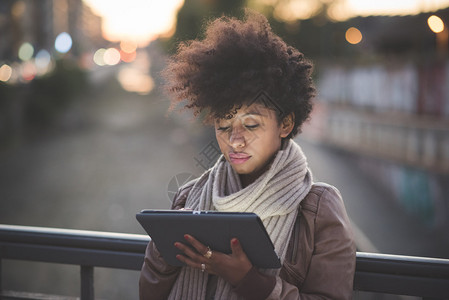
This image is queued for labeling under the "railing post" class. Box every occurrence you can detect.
[81,265,94,300]
[0,258,2,293]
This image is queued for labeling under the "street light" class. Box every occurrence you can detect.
[55,32,73,54]
[428,15,444,33]
[427,15,448,56]
[345,27,362,45]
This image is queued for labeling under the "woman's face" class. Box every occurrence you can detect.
[214,103,293,185]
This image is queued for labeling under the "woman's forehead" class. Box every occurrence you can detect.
[220,103,274,120]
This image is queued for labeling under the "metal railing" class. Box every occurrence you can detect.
[1,224,449,299]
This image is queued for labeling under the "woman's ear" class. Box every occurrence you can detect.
[280,113,295,138]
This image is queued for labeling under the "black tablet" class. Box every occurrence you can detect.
[136,210,281,268]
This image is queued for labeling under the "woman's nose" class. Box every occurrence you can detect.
[229,127,246,149]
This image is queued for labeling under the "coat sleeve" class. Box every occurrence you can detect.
[139,240,182,300]
[234,184,356,300]
[138,180,196,300]
[270,184,356,300]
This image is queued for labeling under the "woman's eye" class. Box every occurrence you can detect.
[245,124,259,130]
[217,126,230,131]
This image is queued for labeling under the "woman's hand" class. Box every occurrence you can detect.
[175,234,253,286]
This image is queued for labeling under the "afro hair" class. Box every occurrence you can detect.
[162,9,316,138]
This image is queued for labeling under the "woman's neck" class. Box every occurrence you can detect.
[239,172,260,188]
[238,155,275,188]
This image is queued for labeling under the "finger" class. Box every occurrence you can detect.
[184,234,209,256]
[175,250,210,274]
[175,242,203,261]
[175,253,203,269]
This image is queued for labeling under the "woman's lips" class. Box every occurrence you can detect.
[229,152,251,164]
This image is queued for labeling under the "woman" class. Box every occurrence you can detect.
[140,10,356,300]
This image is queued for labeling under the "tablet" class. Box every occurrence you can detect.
[136,210,281,268]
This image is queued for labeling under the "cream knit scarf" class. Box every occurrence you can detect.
[168,139,312,300]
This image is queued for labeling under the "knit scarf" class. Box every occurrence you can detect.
[168,139,312,300]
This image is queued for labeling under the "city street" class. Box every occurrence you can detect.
[1,70,448,299]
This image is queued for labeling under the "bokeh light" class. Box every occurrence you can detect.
[119,41,137,63]
[345,27,363,44]
[346,0,449,17]
[428,15,445,33]
[21,61,37,81]
[120,50,137,63]
[85,0,184,45]
[120,41,138,53]
[273,0,319,22]
[117,67,154,95]
[35,49,52,75]
[11,0,25,18]
[103,48,121,65]
[93,48,106,66]
[55,32,73,53]
[0,64,13,82]
[18,42,34,61]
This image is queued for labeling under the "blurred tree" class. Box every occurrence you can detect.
[248,0,344,23]
[26,59,89,128]
[163,0,246,53]
[246,0,349,59]
[162,0,449,60]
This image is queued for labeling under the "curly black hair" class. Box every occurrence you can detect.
[162,9,315,138]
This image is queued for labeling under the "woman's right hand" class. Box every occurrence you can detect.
[175,234,253,286]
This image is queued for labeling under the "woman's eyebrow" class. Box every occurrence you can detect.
[243,110,268,117]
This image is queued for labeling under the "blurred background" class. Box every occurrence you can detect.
[1,0,449,299]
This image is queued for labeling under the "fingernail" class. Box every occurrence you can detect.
[184,234,189,240]
[174,242,180,248]
[232,238,239,245]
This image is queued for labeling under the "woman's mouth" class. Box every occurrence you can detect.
[229,152,251,164]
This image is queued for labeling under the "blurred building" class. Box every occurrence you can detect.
[305,8,449,236]
[0,0,105,144]
[313,60,449,225]
[0,0,104,63]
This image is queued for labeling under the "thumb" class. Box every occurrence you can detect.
[230,238,244,257]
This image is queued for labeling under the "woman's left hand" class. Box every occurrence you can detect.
[175,234,253,286]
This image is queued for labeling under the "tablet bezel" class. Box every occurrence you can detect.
[136,209,281,268]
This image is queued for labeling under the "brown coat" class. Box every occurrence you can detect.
[139,181,356,300]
